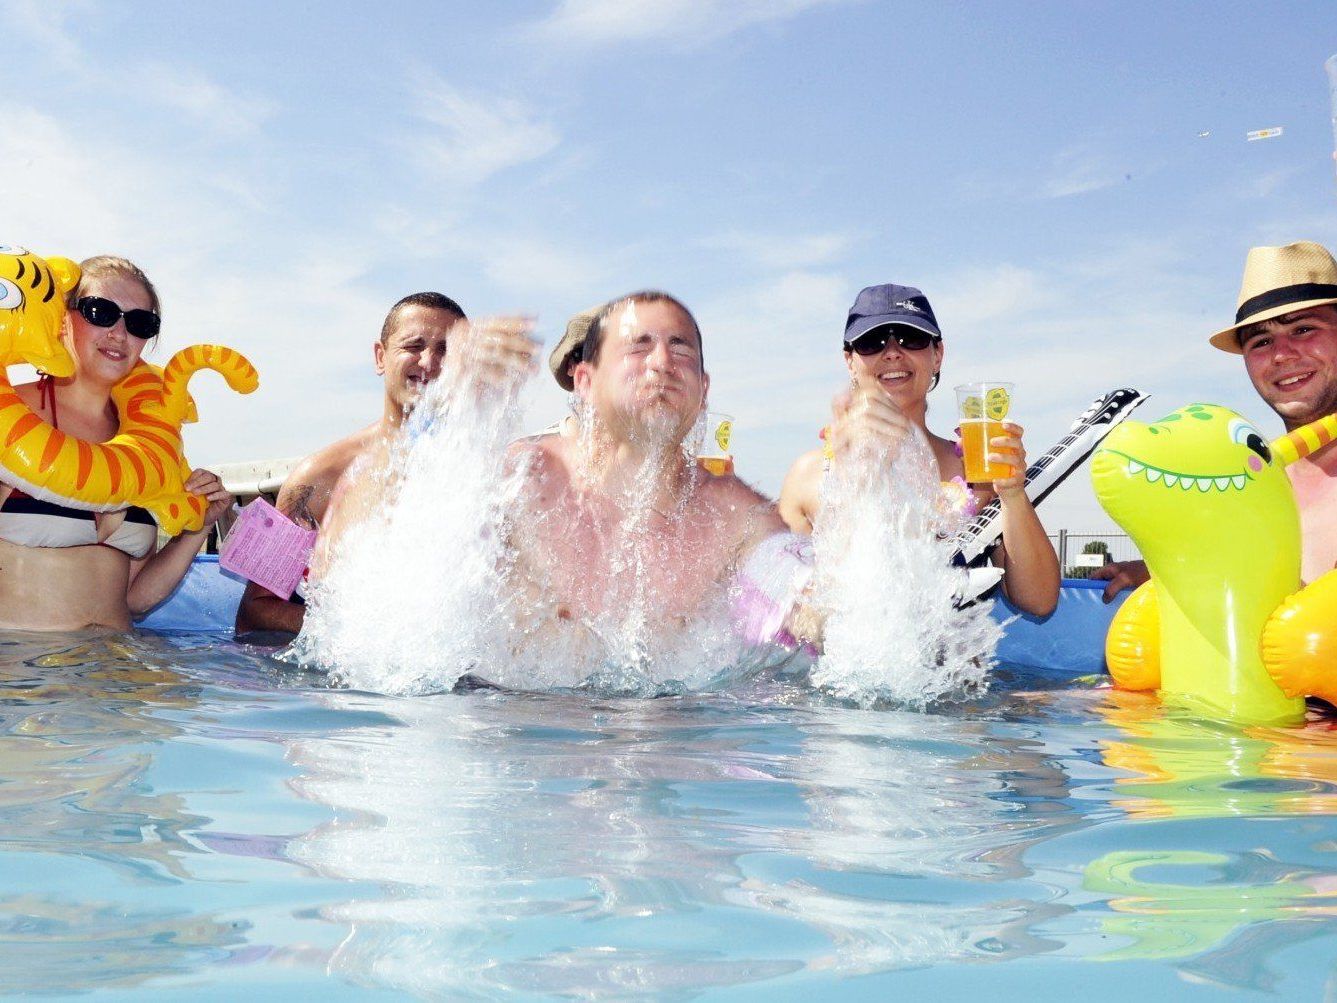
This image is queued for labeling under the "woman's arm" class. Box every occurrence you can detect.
[127,469,233,617]
[988,423,1059,616]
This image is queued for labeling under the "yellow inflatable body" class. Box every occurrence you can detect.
[0,246,259,536]
[0,246,80,377]
[1091,403,1337,723]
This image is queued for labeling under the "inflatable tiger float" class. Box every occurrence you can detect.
[0,246,259,536]
[0,244,80,377]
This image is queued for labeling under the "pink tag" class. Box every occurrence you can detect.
[220,497,317,601]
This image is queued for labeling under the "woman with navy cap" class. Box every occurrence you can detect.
[778,283,1058,616]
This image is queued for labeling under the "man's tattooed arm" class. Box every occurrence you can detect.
[281,484,319,531]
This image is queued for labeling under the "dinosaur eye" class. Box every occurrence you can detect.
[1229,417,1271,464]
[0,278,23,310]
[0,245,28,256]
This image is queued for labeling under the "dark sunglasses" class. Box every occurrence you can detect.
[76,296,161,339]
[845,325,940,356]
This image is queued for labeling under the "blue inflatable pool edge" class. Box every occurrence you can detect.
[138,556,1124,676]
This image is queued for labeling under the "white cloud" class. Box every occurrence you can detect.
[408,72,560,188]
[2,4,274,144]
[138,63,277,140]
[0,101,395,468]
[697,269,852,426]
[930,264,1047,331]
[2,0,88,66]
[530,0,846,47]
[1040,146,1133,199]
[699,229,858,272]
[478,234,605,297]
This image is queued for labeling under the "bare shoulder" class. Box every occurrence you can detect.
[926,431,965,482]
[777,449,825,529]
[782,448,826,491]
[507,433,574,506]
[12,381,39,408]
[507,432,566,475]
[278,423,382,527]
[699,471,786,536]
[705,470,772,508]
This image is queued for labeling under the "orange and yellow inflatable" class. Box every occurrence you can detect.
[0,246,258,536]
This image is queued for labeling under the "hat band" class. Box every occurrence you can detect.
[1235,282,1337,324]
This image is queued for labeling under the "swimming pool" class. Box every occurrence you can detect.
[3,618,1337,999]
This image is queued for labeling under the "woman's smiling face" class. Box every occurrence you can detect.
[65,272,154,385]
[845,324,943,405]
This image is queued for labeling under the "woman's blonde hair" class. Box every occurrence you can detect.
[68,255,161,318]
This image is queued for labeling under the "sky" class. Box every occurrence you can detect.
[3,0,1335,535]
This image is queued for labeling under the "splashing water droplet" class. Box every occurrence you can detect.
[808,428,1003,708]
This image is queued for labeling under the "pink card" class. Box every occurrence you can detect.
[220,497,317,601]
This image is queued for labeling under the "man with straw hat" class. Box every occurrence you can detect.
[1097,240,1337,598]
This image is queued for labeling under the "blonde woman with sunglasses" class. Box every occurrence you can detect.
[0,256,231,630]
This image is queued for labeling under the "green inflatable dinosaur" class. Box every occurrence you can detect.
[1091,403,1337,723]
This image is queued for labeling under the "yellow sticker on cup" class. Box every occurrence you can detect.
[962,396,984,419]
[715,420,733,452]
[985,387,1011,421]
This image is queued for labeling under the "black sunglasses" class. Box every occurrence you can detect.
[845,325,940,356]
[76,296,161,339]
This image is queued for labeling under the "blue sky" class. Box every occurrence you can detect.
[3,1,1335,532]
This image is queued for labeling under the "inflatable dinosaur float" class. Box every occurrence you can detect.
[0,246,258,536]
[1091,403,1337,723]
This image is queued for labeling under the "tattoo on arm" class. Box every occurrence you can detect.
[282,485,319,531]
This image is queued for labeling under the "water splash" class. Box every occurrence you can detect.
[290,341,529,694]
[808,427,1003,708]
[291,324,780,696]
[504,401,768,695]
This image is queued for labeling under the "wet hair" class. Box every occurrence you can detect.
[380,291,467,345]
[581,290,704,371]
[69,256,162,347]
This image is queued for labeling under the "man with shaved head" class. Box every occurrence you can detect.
[235,291,465,636]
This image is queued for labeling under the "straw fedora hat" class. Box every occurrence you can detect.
[548,303,606,391]
[1210,240,1337,353]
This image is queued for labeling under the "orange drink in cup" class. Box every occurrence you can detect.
[696,412,734,476]
[956,383,1014,483]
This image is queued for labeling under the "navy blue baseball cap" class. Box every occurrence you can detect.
[843,284,942,349]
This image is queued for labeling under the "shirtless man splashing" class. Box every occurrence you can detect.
[307,292,805,688]
[507,292,791,672]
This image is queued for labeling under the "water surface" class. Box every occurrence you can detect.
[2,630,1336,999]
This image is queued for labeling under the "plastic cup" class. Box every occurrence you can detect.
[696,412,734,476]
[955,382,1015,483]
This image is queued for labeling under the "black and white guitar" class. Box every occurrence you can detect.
[954,388,1150,600]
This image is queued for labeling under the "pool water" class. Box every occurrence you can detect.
[3,630,1337,1000]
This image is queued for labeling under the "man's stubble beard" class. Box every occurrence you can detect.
[1268,381,1337,431]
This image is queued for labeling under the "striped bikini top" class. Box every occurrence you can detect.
[0,377,157,559]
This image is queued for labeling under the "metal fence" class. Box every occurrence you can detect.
[1048,531,1140,578]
